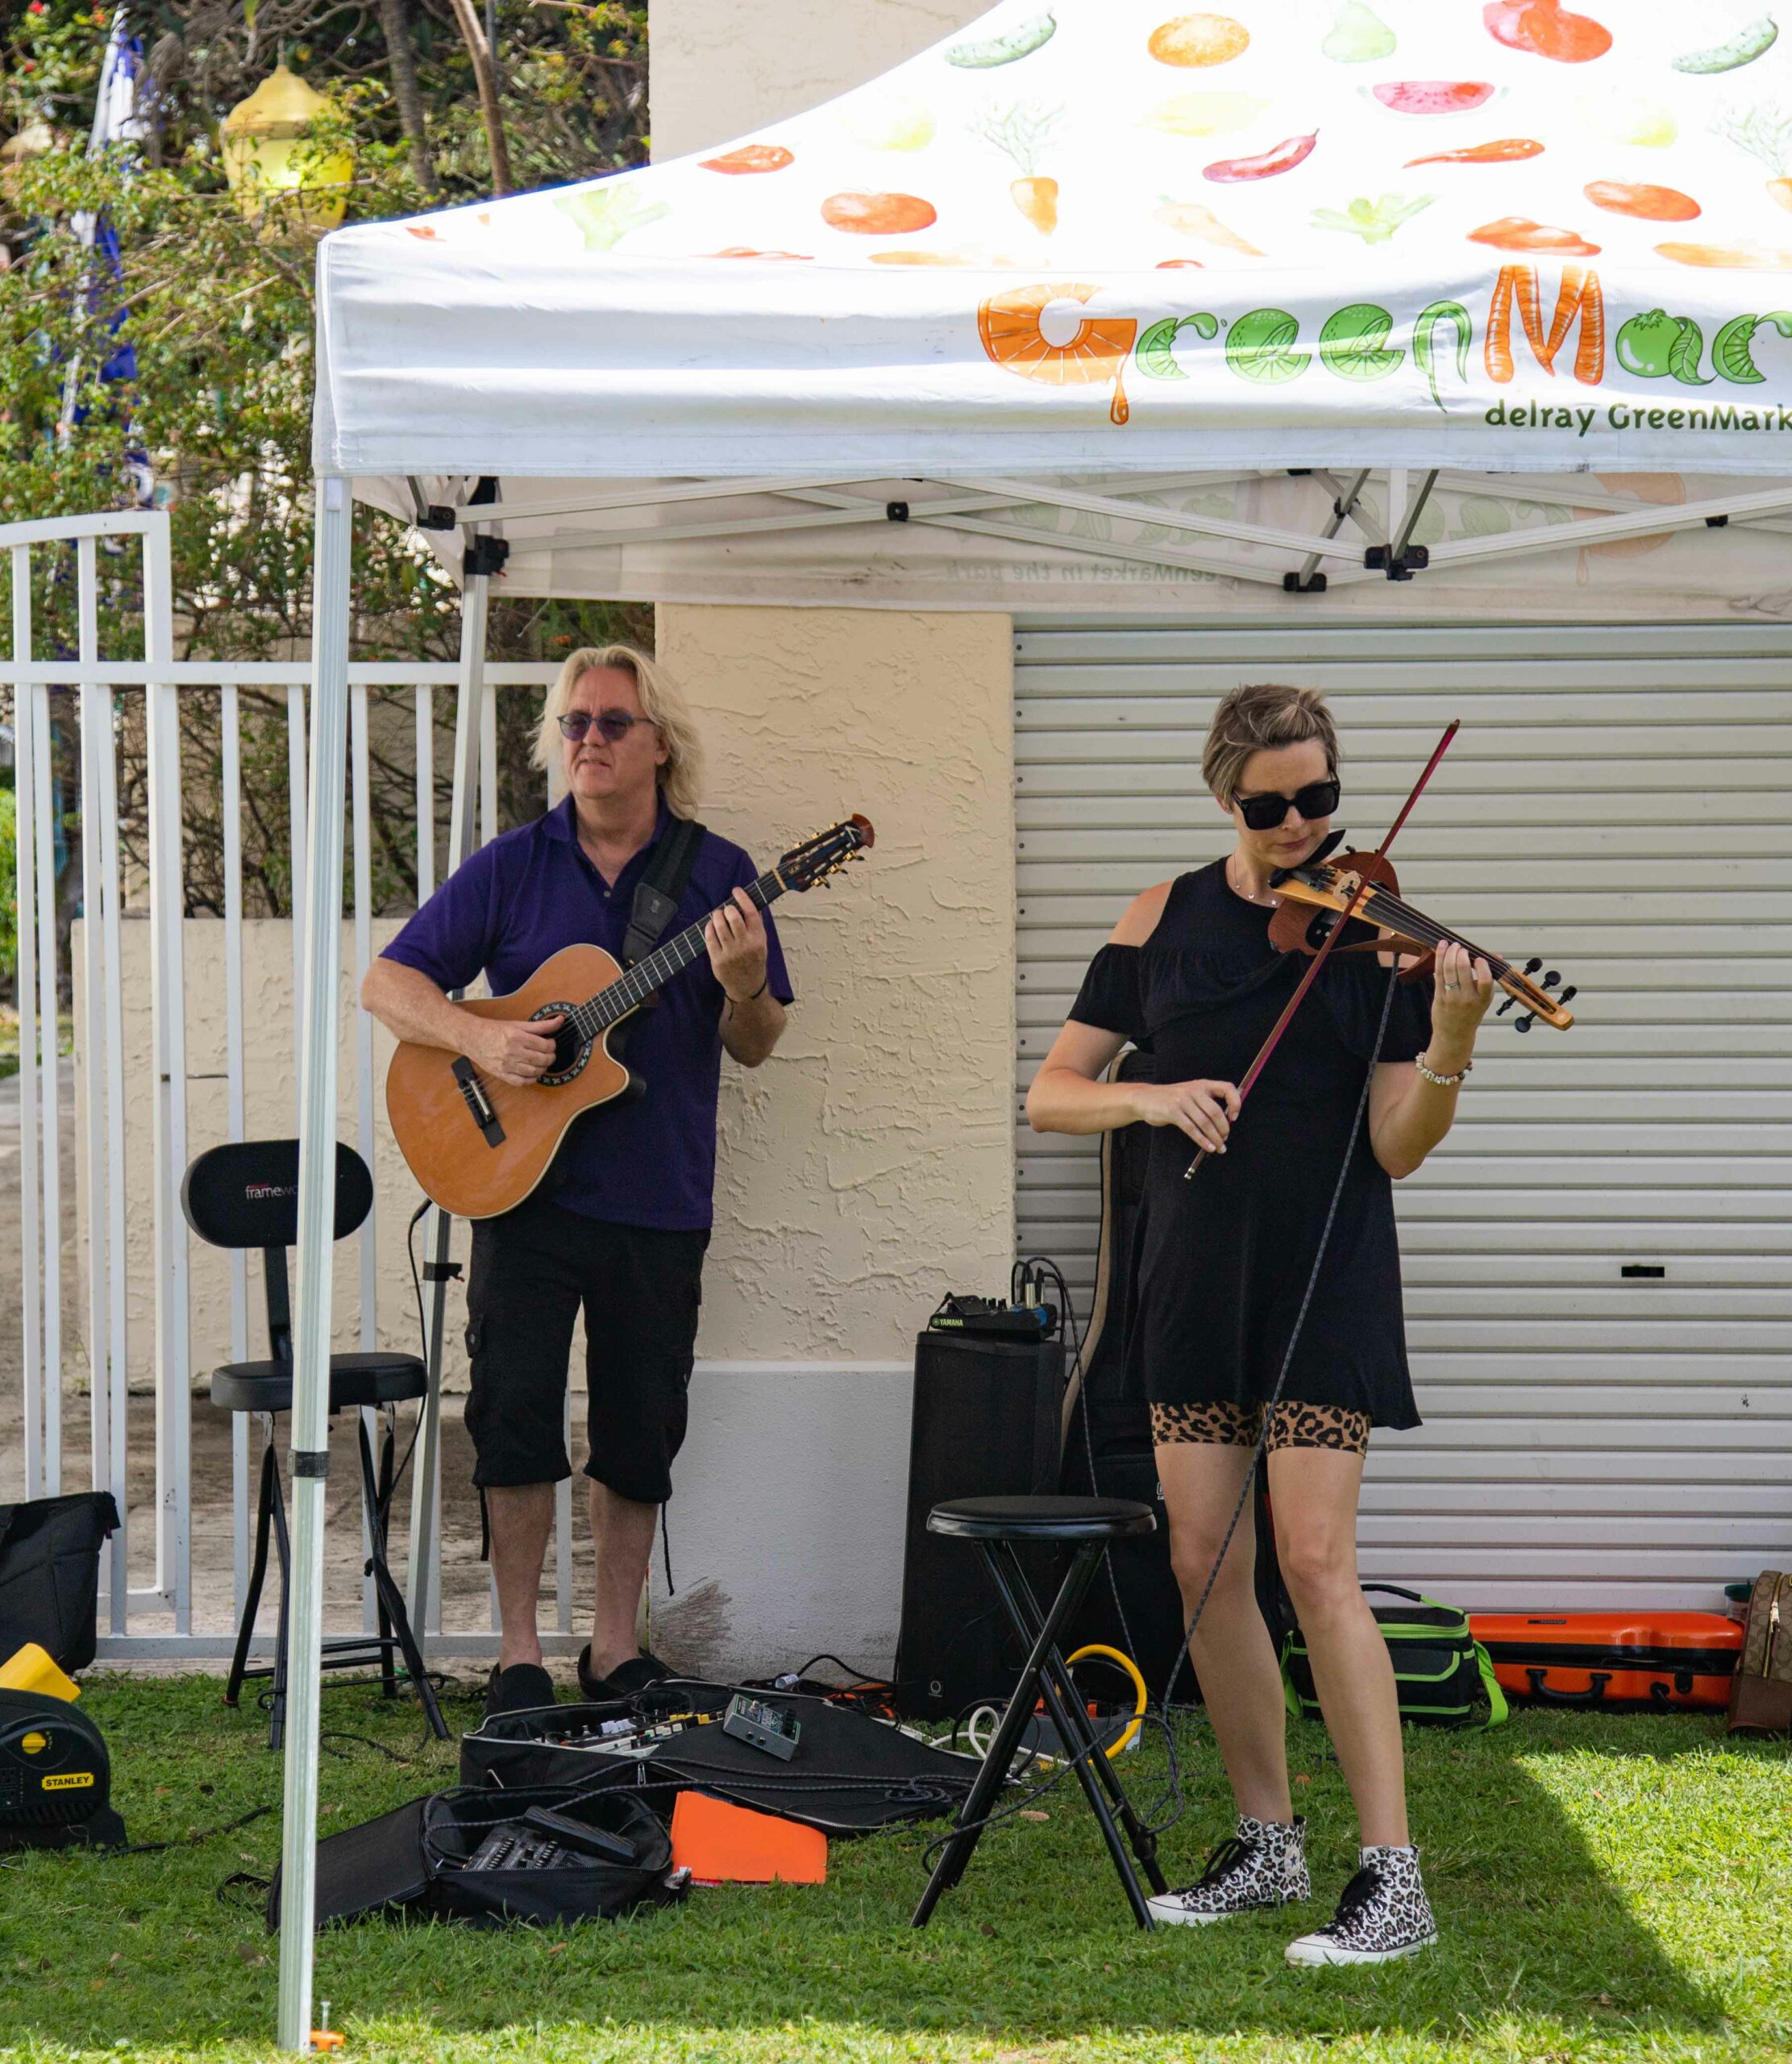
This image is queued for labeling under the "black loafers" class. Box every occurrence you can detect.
[577,1646,674,1701]
[484,1661,557,1720]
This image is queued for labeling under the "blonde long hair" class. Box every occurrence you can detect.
[532,644,705,818]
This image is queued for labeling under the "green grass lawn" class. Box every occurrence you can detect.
[0,1675,1786,2062]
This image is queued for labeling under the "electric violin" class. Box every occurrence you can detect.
[1183,718,1576,1183]
[1266,830,1576,1034]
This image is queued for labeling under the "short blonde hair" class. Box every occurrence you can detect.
[1201,683,1339,804]
[533,644,705,818]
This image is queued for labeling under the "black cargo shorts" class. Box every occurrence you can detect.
[463,1190,708,1506]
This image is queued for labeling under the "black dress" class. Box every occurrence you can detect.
[1070,860,1432,1429]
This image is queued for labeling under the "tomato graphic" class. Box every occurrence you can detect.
[820,192,938,234]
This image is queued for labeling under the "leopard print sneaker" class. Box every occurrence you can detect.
[1284,1844,1437,1966]
[1147,1814,1309,1927]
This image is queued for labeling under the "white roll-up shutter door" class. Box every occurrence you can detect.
[1015,622,1791,1610]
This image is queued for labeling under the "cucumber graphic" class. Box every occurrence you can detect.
[945,10,1056,67]
[1672,15,1777,73]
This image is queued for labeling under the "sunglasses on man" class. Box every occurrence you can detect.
[1232,777,1341,832]
[558,709,656,745]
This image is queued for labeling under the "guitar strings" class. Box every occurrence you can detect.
[568,869,785,1040]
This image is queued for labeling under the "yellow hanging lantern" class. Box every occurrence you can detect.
[221,65,352,233]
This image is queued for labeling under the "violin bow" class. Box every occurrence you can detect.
[1182,719,1461,1182]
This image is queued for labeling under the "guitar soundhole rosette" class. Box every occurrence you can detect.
[531,1002,590,1085]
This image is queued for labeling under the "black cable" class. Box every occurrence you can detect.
[387,1196,438,1507]
[119,1803,277,1858]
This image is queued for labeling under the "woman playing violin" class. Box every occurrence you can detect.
[1026,682,1492,1965]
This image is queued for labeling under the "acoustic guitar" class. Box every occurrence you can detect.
[385,815,873,1218]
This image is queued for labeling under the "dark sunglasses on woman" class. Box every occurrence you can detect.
[558,709,656,745]
[1233,777,1340,832]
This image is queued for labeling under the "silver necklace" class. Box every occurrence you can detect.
[1227,854,1274,906]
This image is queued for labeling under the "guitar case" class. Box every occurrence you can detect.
[1057,1049,1295,1704]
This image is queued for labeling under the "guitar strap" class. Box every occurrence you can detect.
[621,814,707,998]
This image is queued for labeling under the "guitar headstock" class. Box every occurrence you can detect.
[778,814,875,892]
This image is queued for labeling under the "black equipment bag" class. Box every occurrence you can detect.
[268,1779,678,1931]
[1058,1051,1295,1698]
[1283,1584,1507,1730]
[461,1683,977,1833]
[0,1492,121,1673]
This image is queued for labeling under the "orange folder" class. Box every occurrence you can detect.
[670,1790,827,1885]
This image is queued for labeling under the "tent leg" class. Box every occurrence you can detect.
[275,476,352,2054]
[405,553,491,1641]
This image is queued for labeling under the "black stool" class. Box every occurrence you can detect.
[911,1494,1169,1929]
[182,1140,448,1750]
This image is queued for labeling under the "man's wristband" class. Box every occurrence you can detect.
[726,976,770,1005]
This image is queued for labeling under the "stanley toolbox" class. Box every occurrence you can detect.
[1470,1611,1741,1711]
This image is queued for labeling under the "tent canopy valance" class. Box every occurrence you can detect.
[314,0,1792,606]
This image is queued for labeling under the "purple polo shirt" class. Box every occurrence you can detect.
[382,796,793,1231]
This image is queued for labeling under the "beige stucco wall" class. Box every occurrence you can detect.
[660,605,1015,1355]
[648,0,989,160]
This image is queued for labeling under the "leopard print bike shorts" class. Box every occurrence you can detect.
[1149,1400,1370,1455]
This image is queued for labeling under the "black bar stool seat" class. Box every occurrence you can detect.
[928,1495,1158,1542]
[210,1354,427,1417]
[912,1492,1168,1931]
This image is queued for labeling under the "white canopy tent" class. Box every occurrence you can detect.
[282,0,1792,2041]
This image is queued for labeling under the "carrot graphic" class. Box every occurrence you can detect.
[974,98,1065,235]
[1486,263,1604,383]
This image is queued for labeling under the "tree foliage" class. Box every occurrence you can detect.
[0,0,651,951]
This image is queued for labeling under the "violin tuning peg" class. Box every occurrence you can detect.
[1495,996,1515,1016]
[1557,986,1577,1006]
[1524,957,1543,976]
[1543,971,1561,989]
[1514,1013,1535,1033]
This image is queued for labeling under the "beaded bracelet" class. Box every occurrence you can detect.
[1415,1056,1472,1089]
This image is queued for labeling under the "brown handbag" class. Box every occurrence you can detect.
[1728,1571,1792,1735]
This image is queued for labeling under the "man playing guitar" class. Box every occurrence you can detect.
[363,643,792,1717]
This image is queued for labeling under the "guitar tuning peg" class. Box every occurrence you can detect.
[1523,957,1542,976]
[1514,1012,1535,1033]
[1543,971,1561,988]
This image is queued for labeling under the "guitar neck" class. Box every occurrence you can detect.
[572,868,787,1037]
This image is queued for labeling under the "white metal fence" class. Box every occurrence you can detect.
[3,510,567,1654]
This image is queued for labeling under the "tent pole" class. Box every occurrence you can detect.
[406,542,491,1639]
[275,475,352,2054]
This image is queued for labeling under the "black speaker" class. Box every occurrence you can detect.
[893,1330,1064,1720]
